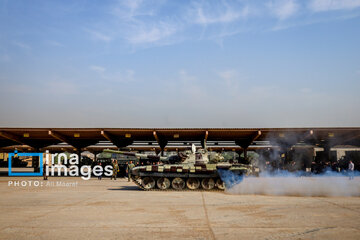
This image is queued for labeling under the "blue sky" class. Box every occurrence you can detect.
[0,0,360,127]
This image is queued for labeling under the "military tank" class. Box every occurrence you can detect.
[104,144,255,191]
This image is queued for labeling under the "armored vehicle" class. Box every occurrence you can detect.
[104,144,254,191]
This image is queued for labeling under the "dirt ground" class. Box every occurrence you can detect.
[0,177,359,240]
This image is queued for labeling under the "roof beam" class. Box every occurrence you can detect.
[236,130,262,149]
[101,130,133,148]
[101,130,113,143]
[0,131,27,145]
[202,130,209,148]
[343,132,360,143]
[49,130,87,151]
[327,131,360,146]
[153,131,167,154]
[302,129,316,144]
[153,131,160,143]
[303,129,314,139]
[252,130,262,142]
[48,130,69,144]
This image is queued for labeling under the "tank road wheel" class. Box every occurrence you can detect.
[186,178,200,190]
[216,179,225,190]
[157,177,171,190]
[172,178,185,190]
[141,177,155,190]
[201,178,215,190]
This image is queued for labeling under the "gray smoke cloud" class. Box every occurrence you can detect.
[223,131,360,197]
[225,172,360,197]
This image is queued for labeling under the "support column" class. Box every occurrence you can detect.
[153,131,167,157]
[323,144,331,163]
[201,131,208,149]
[243,148,248,164]
[236,147,249,164]
[159,142,167,157]
[32,148,40,173]
[92,151,101,162]
[154,149,160,156]
[278,148,288,171]
[76,149,82,166]
[235,143,250,164]
[237,150,243,163]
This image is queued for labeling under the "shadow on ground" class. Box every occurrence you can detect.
[108,186,141,191]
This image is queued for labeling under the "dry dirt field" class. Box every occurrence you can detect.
[0,177,359,240]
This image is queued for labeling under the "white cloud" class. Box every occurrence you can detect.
[309,0,360,12]
[194,7,244,24]
[191,1,250,25]
[122,0,143,14]
[186,2,256,44]
[89,0,359,47]
[85,29,112,42]
[125,22,177,44]
[89,66,135,83]
[46,40,64,47]
[13,41,31,50]
[270,11,360,31]
[218,70,237,80]
[122,69,135,82]
[110,1,179,46]
[267,0,299,20]
[105,69,135,83]
[113,0,154,20]
[90,65,106,73]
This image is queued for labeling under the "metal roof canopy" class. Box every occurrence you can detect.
[0,127,359,152]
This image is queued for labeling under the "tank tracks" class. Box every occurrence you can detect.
[131,176,224,192]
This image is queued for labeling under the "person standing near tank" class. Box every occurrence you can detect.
[125,161,128,179]
[97,161,102,180]
[126,161,135,182]
[111,160,119,180]
[43,161,48,180]
[348,160,355,180]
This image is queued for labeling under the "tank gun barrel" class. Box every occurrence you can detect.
[103,149,167,161]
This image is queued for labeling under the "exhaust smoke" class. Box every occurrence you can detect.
[221,132,360,197]
[223,171,360,197]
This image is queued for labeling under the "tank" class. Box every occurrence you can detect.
[104,144,255,191]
